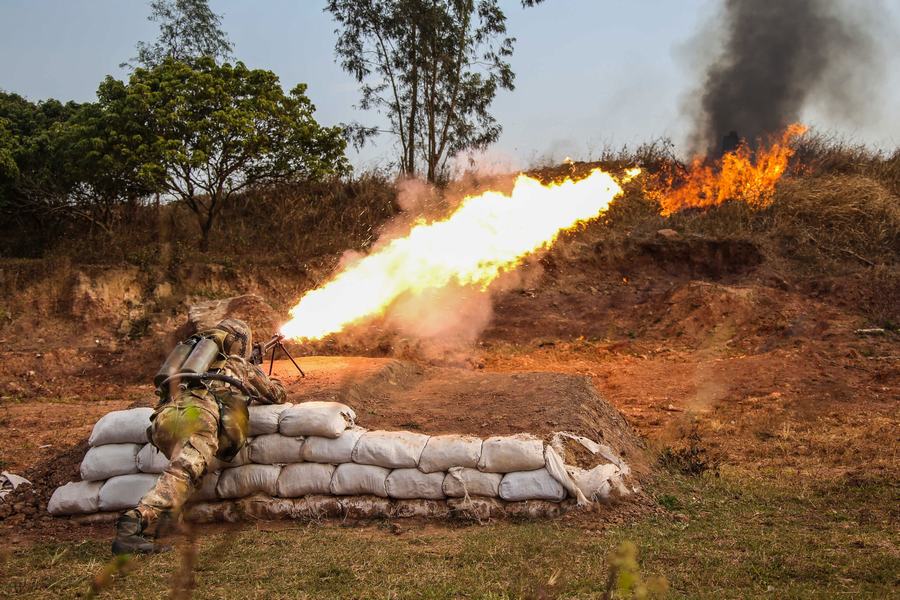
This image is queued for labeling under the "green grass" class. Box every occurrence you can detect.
[4,472,897,599]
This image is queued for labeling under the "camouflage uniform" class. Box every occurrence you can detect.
[113,320,286,554]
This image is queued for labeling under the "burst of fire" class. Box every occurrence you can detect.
[280,168,638,341]
[655,123,807,215]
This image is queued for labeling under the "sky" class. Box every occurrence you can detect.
[1,0,899,172]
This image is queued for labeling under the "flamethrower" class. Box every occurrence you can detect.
[251,334,306,378]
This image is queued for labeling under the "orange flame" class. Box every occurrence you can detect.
[656,124,807,215]
[280,168,638,341]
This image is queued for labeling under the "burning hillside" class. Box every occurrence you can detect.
[651,124,807,215]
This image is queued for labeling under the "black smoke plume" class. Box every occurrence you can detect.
[691,0,884,155]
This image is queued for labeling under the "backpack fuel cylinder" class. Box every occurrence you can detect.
[179,337,220,375]
[153,341,195,388]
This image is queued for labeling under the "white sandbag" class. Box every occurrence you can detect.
[550,431,630,474]
[301,427,366,463]
[566,464,621,501]
[248,434,304,464]
[276,463,336,498]
[392,499,451,519]
[385,469,445,500]
[418,435,482,473]
[88,407,153,446]
[136,444,170,474]
[342,496,392,519]
[279,401,356,438]
[47,480,103,515]
[477,434,546,473]
[442,467,502,498]
[249,403,291,436]
[544,446,588,506]
[352,431,430,469]
[330,463,389,497]
[80,443,141,481]
[190,471,220,502]
[499,469,566,502]
[98,473,160,511]
[216,464,281,499]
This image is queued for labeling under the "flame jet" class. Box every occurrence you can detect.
[280,168,635,341]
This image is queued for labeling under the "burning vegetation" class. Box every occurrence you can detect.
[651,124,808,216]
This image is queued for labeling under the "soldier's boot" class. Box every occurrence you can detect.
[111,509,171,555]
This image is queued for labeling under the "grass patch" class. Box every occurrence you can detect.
[5,473,897,599]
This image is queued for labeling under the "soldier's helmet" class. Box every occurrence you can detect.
[216,319,253,359]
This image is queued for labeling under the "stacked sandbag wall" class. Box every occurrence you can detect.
[49,402,632,520]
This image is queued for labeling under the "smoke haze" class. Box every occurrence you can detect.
[691,0,887,155]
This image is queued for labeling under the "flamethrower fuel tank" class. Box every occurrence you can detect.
[153,341,194,388]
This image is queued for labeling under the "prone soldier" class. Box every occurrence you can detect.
[112,318,286,555]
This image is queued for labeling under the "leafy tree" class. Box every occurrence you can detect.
[0,92,82,212]
[50,101,163,235]
[97,58,350,251]
[0,118,20,185]
[127,0,233,68]
[0,93,88,255]
[327,0,515,183]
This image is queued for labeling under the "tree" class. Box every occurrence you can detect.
[327,0,515,183]
[127,0,233,68]
[0,92,82,214]
[97,58,350,251]
[0,118,20,185]
[50,101,164,235]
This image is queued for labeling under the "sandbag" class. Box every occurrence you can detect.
[352,431,430,469]
[47,481,103,515]
[80,443,141,481]
[550,431,630,474]
[276,463,336,498]
[248,434,304,464]
[190,471,220,502]
[88,408,153,446]
[442,467,502,498]
[385,469,445,500]
[330,463,389,497]
[418,435,482,473]
[300,427,366,464]
[137,443,170,474]
[477,434,546,473]
[216,465,281,499]
[342,496,392,519]
[249,403,291,436]
[279,401,356,438]
[99,473,160,511]
[392,499,451,519]
[544,446,588,506]
[499,469,566,502]
[566,464,621,501]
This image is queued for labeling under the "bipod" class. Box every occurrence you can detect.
[268,337,306,378]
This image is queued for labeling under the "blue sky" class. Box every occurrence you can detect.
[2,0,898,171]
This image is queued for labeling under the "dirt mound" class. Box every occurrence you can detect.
[276,357,648,476]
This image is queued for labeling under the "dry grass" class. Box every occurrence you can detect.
[20,173,400,266]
